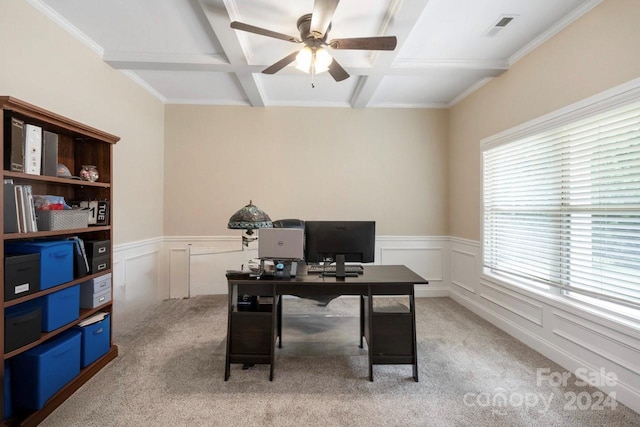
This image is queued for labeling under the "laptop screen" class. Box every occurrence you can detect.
[258,228,304,260]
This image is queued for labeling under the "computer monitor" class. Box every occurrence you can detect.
[304,221,375,277]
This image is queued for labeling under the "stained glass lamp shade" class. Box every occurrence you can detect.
[227,200,273,236]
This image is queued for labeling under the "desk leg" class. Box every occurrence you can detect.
[367,286,374,382]
[410,288,419,382]
[224,283,233,381]
[277,295,283,348]
[359,295,364,349]
[270,285,277,381]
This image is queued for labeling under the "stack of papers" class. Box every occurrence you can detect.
[78,312,108,327]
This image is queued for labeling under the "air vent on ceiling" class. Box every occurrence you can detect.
[485,15,517,37]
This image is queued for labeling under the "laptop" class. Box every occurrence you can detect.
[258,228,304,260]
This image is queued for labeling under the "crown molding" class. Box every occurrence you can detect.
[27,0,104,56]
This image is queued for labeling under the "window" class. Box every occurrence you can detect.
[482,93,640,312]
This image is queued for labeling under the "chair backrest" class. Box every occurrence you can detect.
[272,219,305,229]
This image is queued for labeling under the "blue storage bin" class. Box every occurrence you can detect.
[4,361,11,420]
[5,241,74,290]
[40,285,80,332]
[11,330,81,411]
[73,314,111,367]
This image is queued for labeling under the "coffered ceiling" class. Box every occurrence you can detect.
[33,0,600,108]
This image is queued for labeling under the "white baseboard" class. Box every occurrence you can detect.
[416,285,449,298]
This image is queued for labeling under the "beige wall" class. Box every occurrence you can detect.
[0,0,165,244]
[449,0,640,241]
[164,106,449,236]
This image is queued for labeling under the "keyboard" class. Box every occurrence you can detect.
[307,264,364,274]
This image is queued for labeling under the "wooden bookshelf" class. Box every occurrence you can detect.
[1,97,119,425]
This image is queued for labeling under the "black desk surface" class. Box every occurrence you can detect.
[226,265,428,287]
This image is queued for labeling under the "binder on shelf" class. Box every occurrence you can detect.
[14,185,27,233]
[12,185,38,233]
[3,179,19,233]
[4,116,24,172]
[23,185,38,232]
[42,131,59,177]
[24,124,42,175]
[69,236,89,278]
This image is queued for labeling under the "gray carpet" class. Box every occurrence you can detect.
[41,296,640,426]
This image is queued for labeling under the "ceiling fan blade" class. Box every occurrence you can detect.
[329,36,397,51]
[310,0,340,37]
[328,59,349,82]
[230,21,301,43]
[262,51,300,75]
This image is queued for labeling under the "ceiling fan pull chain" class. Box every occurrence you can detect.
[311,48,317,88]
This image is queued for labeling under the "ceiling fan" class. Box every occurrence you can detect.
[230,0,397,83]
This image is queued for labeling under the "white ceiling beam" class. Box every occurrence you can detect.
[195,0,266,107]
[351,0,432,108]
[104,52,509,78]
[393,59,509,73]
[104,52,232,71]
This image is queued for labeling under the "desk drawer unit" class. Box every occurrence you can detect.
[230,312,273,359]
[363,297,416,367]
[367,313,414,357]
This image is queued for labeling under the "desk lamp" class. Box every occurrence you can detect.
[227,200,273,248]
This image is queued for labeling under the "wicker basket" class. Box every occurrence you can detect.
[36,209,90,231]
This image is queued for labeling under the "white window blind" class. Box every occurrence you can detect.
[483,101,640,309]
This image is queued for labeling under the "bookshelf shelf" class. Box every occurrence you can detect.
[3,171,111,188]
[3,226,112,241]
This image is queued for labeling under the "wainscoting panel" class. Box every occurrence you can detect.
[164,236,250,298]
[552,310,640,380]
[451,247,477,297]
[376,236,449,297]
[112,238,162,337]
[189,246,255,296]
[169,246,189,299]
[379,247,442,281]
[479,280,544,327]
[376,237,449,297]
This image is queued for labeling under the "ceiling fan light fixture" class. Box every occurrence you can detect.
[315,47,333,73]
[295,46,333,74]
[295,46,312,72]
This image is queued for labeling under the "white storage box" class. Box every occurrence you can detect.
[80,273,112,309]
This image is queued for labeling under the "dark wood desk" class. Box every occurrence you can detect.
[224,265,428,382]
